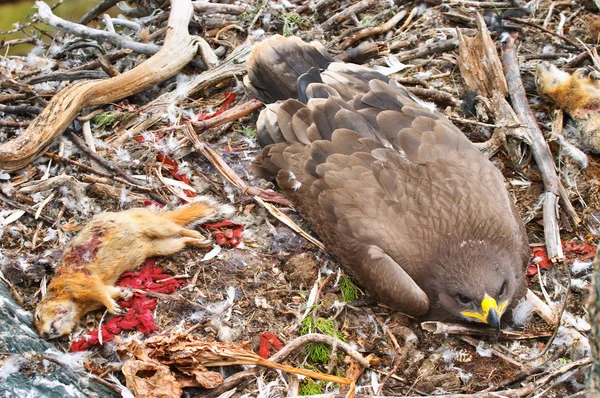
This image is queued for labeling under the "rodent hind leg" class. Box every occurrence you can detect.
[139,220,201,239]
[148,236,212,257]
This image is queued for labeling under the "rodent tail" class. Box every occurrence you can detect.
[245,35,332,103]
[162,196,234,226]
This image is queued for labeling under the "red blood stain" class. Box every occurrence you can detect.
[61,231,105,273]
[258,333,284,359]
[70,259,186,352]
[196,92,236,121]
[203,220,244,247]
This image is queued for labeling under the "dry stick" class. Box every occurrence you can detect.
[507,357,592,397]
[0,0,202,172]
[192,99,264,131]
[202,333,370,398]
[394,38,458,62]
[66,131,167,205]
[0,193,55,225]
[321,0,380,31]
[447,0,512,6]
[502,34,574,261]
[79,0,121,25]
[407,86,461,108]
[254,196,325,250]
[456,15,531,160]
[183,123,292,206]
[459,336,524,369]
[192,1,247,15]
[482,347,567,392]
[525,259,572,362]
[26,70,108,85]
[565,44,600,68]
[70,49,132,72]
[43,152,157,194]
[506,17,583,51]
[420,321,552,340]
[40,353,123,394]
[296,0,338,15]
[341,10,407,49]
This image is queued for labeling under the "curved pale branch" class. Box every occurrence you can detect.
[0,0,199,172]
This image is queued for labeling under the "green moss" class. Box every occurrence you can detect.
[91,112,119,130]
[238,0,264,23]
[281,12,306,37]
[298,378,323,395]
[339,275,359,302]
[234,125,257,138]
[299,317,345,364]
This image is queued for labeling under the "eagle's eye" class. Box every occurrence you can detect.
[500,281,508,296]
[456,294,471,305]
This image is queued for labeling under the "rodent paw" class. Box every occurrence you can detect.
[106,301,124,315]
[119,286,133,300]
[189,237,212,248]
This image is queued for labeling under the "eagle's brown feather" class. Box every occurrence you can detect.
[248,35,528,323]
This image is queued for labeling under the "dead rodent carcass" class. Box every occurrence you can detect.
[536,62,600,154]
[34,197,234,339]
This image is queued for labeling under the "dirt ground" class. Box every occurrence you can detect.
[0,0,598,396]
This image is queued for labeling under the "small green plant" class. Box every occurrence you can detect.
[299,378,323,395]
[281,12,306,37]
[238,0,264,23]
[339,275,359,302]
[234,125,257,138]
[360,15,376,26]
[299,317,345,364]
[92,112,118,130]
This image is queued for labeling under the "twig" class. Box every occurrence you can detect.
[589,251,600,395]
[42,152,156,194]
[183,122,292,206]
[295,0,338,15]
[394,38,457,62]
[70,49,132,72]
[446,0,511,6]
[505,17,583,50]
[192,99,264,131]
[459,336,524,369]
[321,0,380,31]
[420,321,552,339]
[66,130,166,205]
[341,10,407,49]
[501,34,576,260]
[79,0,121,25]
[201,333,370,398]
[449,116,525,129]
[254,196,325,250]
[525,259,571,361]
[483,347,567,392]
[193,1,247,15]
[26,70,108,85]
[0,193,55,225]
[40,353,122,393]
[407,86,461,108]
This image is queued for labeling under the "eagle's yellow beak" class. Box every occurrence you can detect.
[461,294,508,330]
